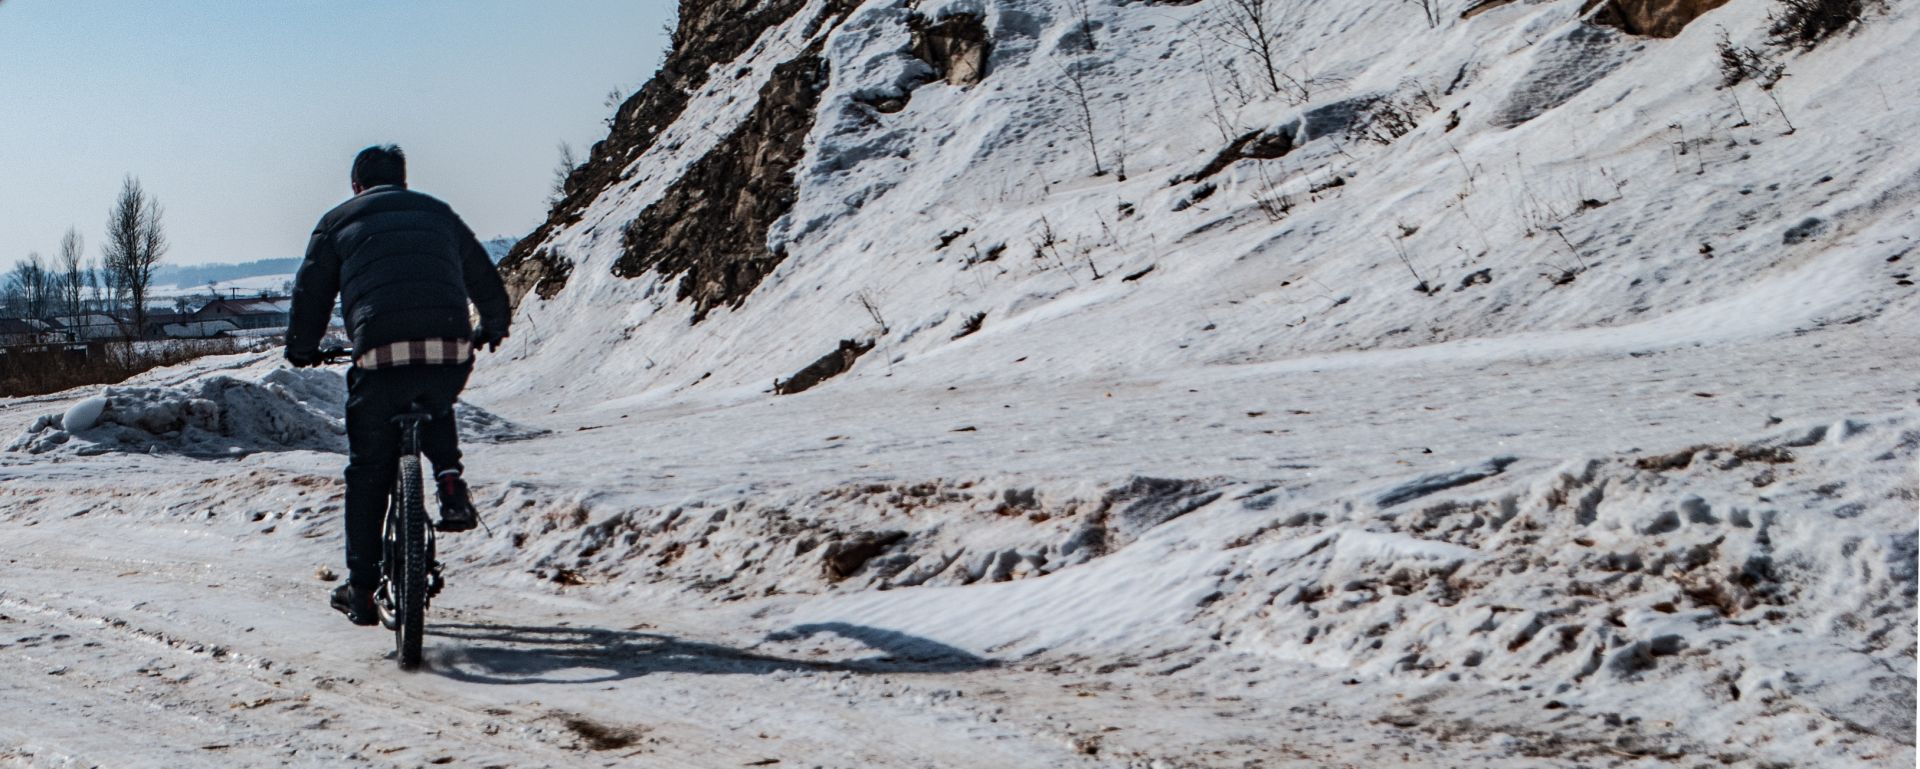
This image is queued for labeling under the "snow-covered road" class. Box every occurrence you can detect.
[2,315,1913,767]
[0,515,1614,768]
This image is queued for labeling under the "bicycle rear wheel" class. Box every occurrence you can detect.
[393,437,430,670]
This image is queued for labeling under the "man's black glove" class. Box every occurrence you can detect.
[284,348,324,368]
[471,326,508,353]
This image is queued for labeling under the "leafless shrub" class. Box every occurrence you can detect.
[1715,31,1796,133]
[1031,217,1063,265]
[855,289,890,335]
[1053,61,1106,176]
[1065,0,1099,50]
[1253,162,1294,222]
[1404,0,1441,28]
[1385,234,1437,295]
[1210,0,1311,103]
[602,87,627,128]
[0,338,248,398]
[551,142,580,204]
[952,311,986,340]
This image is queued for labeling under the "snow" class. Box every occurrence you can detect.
[7,356,539,457]
[2,0,1916,766]
[153,272,295,299]
[57,397,105,433]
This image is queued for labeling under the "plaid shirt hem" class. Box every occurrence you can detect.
[354,338,473,370]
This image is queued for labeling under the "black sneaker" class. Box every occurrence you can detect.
[330,584,378,626]
[435,472,479,532]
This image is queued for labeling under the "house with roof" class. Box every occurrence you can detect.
[162,318,240,339]
[192,297,292,331]
[0,318,51,346]
[48,314,125,342]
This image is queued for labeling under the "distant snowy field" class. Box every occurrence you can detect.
[152,273,295,300]
[2,0,1916,766]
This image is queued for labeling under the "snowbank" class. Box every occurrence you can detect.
[8,367,543,458]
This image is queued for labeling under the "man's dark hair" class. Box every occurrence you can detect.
[351,145,407,188]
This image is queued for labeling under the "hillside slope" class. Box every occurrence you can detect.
[490,0,1916,404]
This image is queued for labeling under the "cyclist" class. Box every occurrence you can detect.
[283,145,511,626]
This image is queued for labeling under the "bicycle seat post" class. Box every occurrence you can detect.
[392,407,433,454]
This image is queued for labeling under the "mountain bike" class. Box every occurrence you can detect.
[321,347,443,670]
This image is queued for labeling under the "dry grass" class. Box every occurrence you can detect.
[0,338,250,398]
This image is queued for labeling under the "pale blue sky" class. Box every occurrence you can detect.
[0,1,674,268]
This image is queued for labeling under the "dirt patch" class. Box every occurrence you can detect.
[822,530,910,580]
[1583,0,1733,37]
[551,712,646,751]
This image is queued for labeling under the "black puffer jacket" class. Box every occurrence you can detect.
[286,186,509,356]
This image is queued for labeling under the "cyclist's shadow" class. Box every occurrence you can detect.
[425,621,993,684]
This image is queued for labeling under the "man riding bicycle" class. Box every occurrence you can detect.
[283,145,512,627]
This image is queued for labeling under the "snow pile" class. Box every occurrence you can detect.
[1212,417,1917,701]
[492,475,1226,597]
[780,413,1917,761]
[7,367,543,458]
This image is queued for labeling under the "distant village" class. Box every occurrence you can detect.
[0,292,294,349]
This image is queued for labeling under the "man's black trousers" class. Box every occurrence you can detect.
[343,362,471,589]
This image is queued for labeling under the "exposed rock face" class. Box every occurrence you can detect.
[773,338,874,395]
[501,248,572,303]
[909,14,991,86]
[1583,0,1733,37]
[1180,95,1381,183]
[496,0,816,308]
[613,47,833,322]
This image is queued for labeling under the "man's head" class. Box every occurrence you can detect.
[350,145,407,193]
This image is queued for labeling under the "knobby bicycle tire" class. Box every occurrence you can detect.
[394,427,430,670]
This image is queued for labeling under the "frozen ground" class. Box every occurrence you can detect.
[0,309,1912,768]
[4,0,1918,766]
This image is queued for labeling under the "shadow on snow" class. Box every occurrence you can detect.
[424,621,993,684]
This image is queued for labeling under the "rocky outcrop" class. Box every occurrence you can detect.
[497,0,818,308]
[1179,96,1382,183]
[909,14,991,86]
[499,247,573,303]
[1583,0,1733,37]
[773,338,874,395]
[613,47,833,322]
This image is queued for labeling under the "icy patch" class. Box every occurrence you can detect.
[8,368,543,458]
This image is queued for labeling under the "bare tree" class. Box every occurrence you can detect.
[551,142,579,204]
[86,257,106,312]
[57,227,84,317]
[103,176,167,339]
[1065,0,1098,51]
[4,254,56,322]
[1054,61,1106,176]
[1212,0,1307,102]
